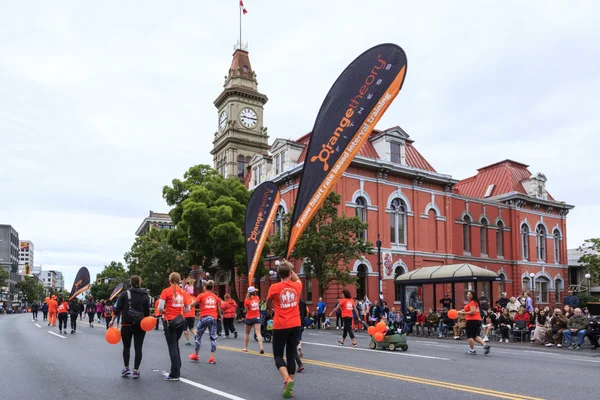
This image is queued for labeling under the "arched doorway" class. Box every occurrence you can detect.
[356,264,368,300]
[394,266,404,302]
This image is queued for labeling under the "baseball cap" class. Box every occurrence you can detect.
[248,286,256,293]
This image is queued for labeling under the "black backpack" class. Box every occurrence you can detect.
[126,290,144,323]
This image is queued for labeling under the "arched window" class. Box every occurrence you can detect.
[355,197,367,240]
[480,218,489,255]
[553,229,561,263]
[536,225,546,261]
[356,264,368,300]
[498,272,507,295]
[554,277,564,303]
[273,206,285,239]
[463,215,472,253]
[536,276,550,303]
[496,221,504,257]
[521,224,530,260]
[390,198,407,245]
[394,266,404,302]
[522,276,532,290]
[237,155,246,177]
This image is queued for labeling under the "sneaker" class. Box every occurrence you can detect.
[483,345,490,355]
[184,341,192,346]
[336,326,340,330]
[260,349,264,354]
[545,343,554,347]
[337,340,344,346]
[282,377,294,399]
[466,350,477,355]
[297,365,304,373]
[575,345,581,350]
[70,330,74,334]
[121,368,131,377]
[189,354,199,361]
[132,371,140,379]
[483,336,489,342]
[234,331,238,339]
[557,344,562,348]
[351,342,358,348]
[164,375,179,381]
[568,344,575,350]
[208,357,216,364]
[297,347,303,358]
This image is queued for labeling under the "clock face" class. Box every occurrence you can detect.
[219,111,228,131]
[240,107,258,128]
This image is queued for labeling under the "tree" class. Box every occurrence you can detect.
[89,261,129,300]
[272,191,373,298]
[15,276,45,304]
[124,229,190,297]
[162,164,251,302]
[48,288,71,301]
[0,268,9,289]
[579,238,600,285]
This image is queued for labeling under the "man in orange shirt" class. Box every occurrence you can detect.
[188,280,221,364]
[48,295,58,327]
[267,261,302,399]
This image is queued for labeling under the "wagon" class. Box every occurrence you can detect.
[368,333,408,351]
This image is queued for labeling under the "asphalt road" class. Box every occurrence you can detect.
[1,314,597,400]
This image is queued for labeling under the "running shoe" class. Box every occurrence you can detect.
[184,341,192,346]
[234,331,238,339]
[297,365,304,373]
[189,354,199,361]
[132,371,140,379]
[260,349,265,354]
[337,340,344,346]
[483,345,491,355]
[466,350,477,355]
[575,345,581,350]
[557,343,562,347]
[282,377,294,399]
[208,357,216,364]
[164,375,179,381]
[121,368,131,377]
[297,347,303,358]
[351,343,358,348]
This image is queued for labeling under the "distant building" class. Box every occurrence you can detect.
[135,210,174,236]
[40,270,58,290]
[18,240,34,275]
[0,224,20,303]
[568,247,599,296]
[55,271,64,291]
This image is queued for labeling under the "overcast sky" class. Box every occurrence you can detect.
[1,1,598,287]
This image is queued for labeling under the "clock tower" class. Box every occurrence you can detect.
[211,46,270,180]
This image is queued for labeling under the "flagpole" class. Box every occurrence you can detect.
[239,3,242,50]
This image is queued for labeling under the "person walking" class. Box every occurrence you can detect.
[183,291,197,346]
[243,286,264,353]
[266,261,302,399]
[78,300,84,320]
[458,290,490,355]
[329,289,359,348]
[31,302,39,322]
[221,294,238,339]
[56,297,69,334]
[86,298,96,328]
[189,280,221,364]
[48,295,58,327]
[104,300,115,330]
[41,301,48,322]
[69,298,80,334]
[111,275,150,379]
[158,272,187,381]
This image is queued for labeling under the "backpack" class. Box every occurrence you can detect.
[104,306,114,317]
[126,290,144,324]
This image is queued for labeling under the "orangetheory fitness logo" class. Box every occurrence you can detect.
[247,188,272,243]
[310,54,387,171]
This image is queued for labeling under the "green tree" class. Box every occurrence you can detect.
[0,268,9,289]
[15,276,45,304]
[90,261,129,300]
[579,238,600,286]
[124,229,190,297]
[272,191,372,298]
[162,164,252,302]
[48,288,71,301]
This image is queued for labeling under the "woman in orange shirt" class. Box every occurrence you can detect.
[458,290,490,356]
[158,272,187,381]
[266,261,302,399]
[56,297,69,334]
[188,280,221,364]
[243,286,264,354]
[183,291,197,346]
[329,289,359,348]
[221,294,238,339]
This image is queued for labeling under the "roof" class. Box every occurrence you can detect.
[135,212,173,236]
[228,49,253,79]
[568,247,599,267]
[455,159,554,200]
[395,263,501,284]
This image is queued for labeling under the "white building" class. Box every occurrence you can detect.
[568,247,599,295]
[55,271,64,291]
[18,240,34,275]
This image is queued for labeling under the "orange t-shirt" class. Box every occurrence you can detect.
[154,299,161,317]
[244,296,261,320]
[339,298,355,318]
[57,302,68,313]
[48,299,58,312]
[159,285,186,321]
[464,300,482,321]
[196,292,221,319]
[267,280,302,330]
[184,292,196,318]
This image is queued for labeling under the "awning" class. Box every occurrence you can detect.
[395,263,501,285]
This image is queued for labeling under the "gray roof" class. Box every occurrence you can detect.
[395,263,500,285]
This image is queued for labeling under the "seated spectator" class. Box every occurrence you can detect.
[497,308,513,343]
[513,306,530,341]
[562,305,573,319]
[482,308,497,342]
[582,307,591,320]
[414,309,427,336]
[388,307,401,326]
[507,297,520,319]
[438,308,453,338]
[562,308,588,350]
[453,315,466,340]
[587,315,600,350]
[528,307,540,341]
[403,306,416,335]
[425,308,439,336]
[545,308,568,347]
[531,309,549,345]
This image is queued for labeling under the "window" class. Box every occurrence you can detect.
[498,273,507,295]
[390,142,402,163]
[521,224,530,260]
[273,206,285,239]
[554,278,563,303]
[356,264,368,300]
[536,276,550,303]
[496,221,504,257]
[480,218,488,255]
[237,155,246,177]
[553,229,561,263]
[463,215,471,253]
[394,266,404,302]
[522,276,532,290]
[536,225,546,261]
[281,151,286,168]
[305,278,313,303]
[390,198,406,245]
[355,197,367,240]
[258,165,263,184]
[275,154,280,175]
[253,168,257,185]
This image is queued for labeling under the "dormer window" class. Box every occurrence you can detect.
[390,142,402,163]
[274,151,286,175]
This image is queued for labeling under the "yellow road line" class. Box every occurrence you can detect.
[218,346,544,400]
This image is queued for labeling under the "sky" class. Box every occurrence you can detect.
[1,0,598,287]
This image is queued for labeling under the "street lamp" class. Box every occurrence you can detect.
[376,233,382,301]
[585,273,591,297]
[529,273,536,304]
[269,260,281,282]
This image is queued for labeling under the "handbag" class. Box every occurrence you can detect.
[126,290,145,323]
[165,285,186,331]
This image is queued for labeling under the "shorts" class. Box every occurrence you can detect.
[465,320,482,339]
[245,318,261,326]
[186,317,196,330]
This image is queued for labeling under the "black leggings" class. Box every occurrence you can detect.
[223,318,236,335]
[70,314,78,330]
[58,313,68,330]
[105,316,112,330]
[32,310,38,320]
[42,311,48,320]
[88,312,95,325]
[121,324,146,370]
[273,327,301,375]
[342,317,355,340]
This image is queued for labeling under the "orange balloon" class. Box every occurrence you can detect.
[140,316,155,332]
[447,309,458,319]
[376,321,387,333]
[106,327,121,345]
[374,332,384,342]
[367,326,376,335]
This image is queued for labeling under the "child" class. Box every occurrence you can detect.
[323,317,331,330]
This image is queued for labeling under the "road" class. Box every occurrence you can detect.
[1,313,597,400]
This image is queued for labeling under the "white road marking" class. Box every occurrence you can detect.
[35,324,41,328]
[160,371,247,399]
[301,341,450,360]
[48,331,66,339]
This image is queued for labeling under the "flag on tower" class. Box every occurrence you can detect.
[240,1,248,14]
